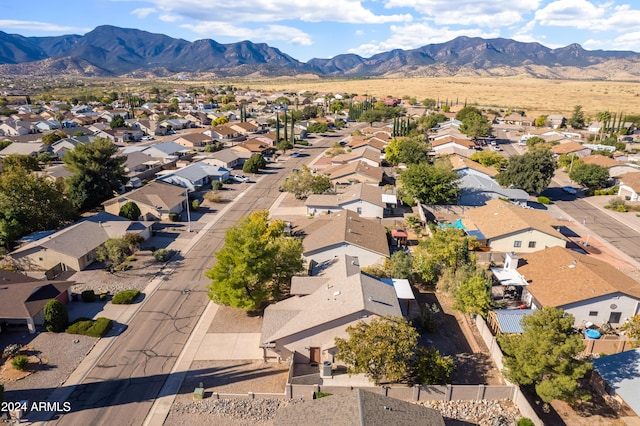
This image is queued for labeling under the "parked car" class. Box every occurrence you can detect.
[141,135,154,141]
[492,145,503,151]
[233,174,250,182]
[562,186,577,195]
[290,151,301,157]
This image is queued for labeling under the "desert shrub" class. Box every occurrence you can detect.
[43,299,68,332]
[537,196,550,204]
[169,212,181,222]
[11,355,28,371]
[2,344,21,360]
[81,290,96,302]
[191,199,200,211]
[154,249,173,262]
[211,181,223,190]
[204,190,224,203]
[605,197,628,212]
[66,317,112,337]
[517,419,535,426]
[112,290,140,305]
[295,140,309,146]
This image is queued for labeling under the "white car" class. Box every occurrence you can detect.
[233,174,250,183]
[290,152,301,157]
[562,186,577,195]
[492,145,503,151]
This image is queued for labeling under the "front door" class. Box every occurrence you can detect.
[309,347,320,364]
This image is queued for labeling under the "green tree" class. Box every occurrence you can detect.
[205,210,304,311]
[455,105,483,122]
[0,140,12,150]
[1,154,40,172]
[454,272,492,317]
[123,232,144,254]
[110,114,126,129]
[63,137,127,210]
[496,148,556,194]
[459,111,491,140]
[118,201,141,220]
[43,299,68,332]
[389,251,414,280]
[410,346,455,385]
[413,227,474,284]
[567,105,586,129]
[384,136,430,166]
[470,151,507,170]
[621,314,640,347]
[280,165,330,199]
[42,130,66,145]
[399,162,460,205]
[534,115,548,127]
[330,100,344,114]
[243,154,267,174]
[96,237,131,270]
[307,122,328,133]
[569,163,609,190]
[335,316,418,385]
[0,167,75,247]
[525,136,547,149]
[276,139,293,154]
[417,113,447,131]
[359,109,385,125]
[498,307,592,403]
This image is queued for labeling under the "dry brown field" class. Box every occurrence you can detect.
[233,76,640,118]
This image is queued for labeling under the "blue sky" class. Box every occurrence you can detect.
[1,0,639,62]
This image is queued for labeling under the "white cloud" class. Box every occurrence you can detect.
[584,32,640,52]
[159,14,181,23]
[348,22,500,57]
[0,20,89,33]
[535,0,640,32]
[382,0,540,27]
[181,22,313,46]
[125,0,412,24]
[131,8,156,18]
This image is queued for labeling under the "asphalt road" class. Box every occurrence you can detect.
[48,128,354,426]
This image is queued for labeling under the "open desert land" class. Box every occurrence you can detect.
[236,76,640,118]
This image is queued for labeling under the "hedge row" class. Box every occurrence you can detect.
[112,290,140,305]
[66,317,113,337]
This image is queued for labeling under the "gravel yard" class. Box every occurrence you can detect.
[165,398,522,426]
[0,332,97,403]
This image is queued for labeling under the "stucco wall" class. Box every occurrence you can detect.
[489,229,566,253]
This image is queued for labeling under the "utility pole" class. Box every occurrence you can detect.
[185,188,191,232]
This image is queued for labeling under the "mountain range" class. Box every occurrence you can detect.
[1,25,640,80]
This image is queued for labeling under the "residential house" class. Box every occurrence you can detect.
[331,147,381,167]
[200,149,245,169]
[550,141,592,158]
[103,181,187,221]
[297,210,390,267]
[591,348,640,416]
[462,199,567,252]
[209,125,240,141]
[10,213,153,273]
[260,255,402,364]
[174,132,212,148]
[273,389,445,425]
[227,121,261,136]
[156,161,230,190]
[547,114,566,129]
[231,140,273,156]
[325,161,385,187]
[35,120,61,132]
[304,183,392,218]
[516,246,640,328]
[160,118,191,131]
[346,136,387,153]
[0,270,74,334]
[0,142,49,158]
[450,155,528,206]
[618,171,640,201]
[51,137,88,158]
[580,154,639,178]
[124,141,190,162]
[431,136,477,157]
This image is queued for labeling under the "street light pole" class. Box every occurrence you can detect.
[185,188,191,232]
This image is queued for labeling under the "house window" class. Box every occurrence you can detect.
[528,241,536,248]
[356,207,362,214]
[609,312,622,324]
[513,241,522,248]
[588,311,598,317]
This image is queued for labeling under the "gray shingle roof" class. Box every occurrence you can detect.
[273,389,445,426]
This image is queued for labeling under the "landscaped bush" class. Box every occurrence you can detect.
[66,317,112,338]
[211,181,223,190]
[169,212,181,222]
[594,186,619,196]
[43,299,68,332]
[605,197,628,212]
[517,418,535,426]
[2,344,20,360]
[401,195,415,207]
[191,199,200,211]
[112,290,140,305]
[81,290,96,302]
[295,140,309,146]
[99,293,108,301]
[11,355,29,371]
[537,196,550,205]
[153,248,173,262]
